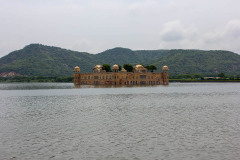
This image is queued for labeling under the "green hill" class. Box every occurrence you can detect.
[0,44,240,77]
[153,49,240,75]
[0,44,96,76]
[95,47,168,65]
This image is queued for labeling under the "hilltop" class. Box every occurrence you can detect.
[0,44,240,77]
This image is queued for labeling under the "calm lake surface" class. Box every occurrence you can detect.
[0,83,240,160]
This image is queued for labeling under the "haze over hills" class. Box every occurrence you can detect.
[0,44,240,77]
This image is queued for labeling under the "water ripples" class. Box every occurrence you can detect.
[0,83,240,159]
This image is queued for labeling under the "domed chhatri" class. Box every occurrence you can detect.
[112,64,119,70]
[93,65,103,73]
[74,66,80,72]
[121,68,127,72]
[95,64,102,68]
[162,65,169,71]
[74,64,169,85]
[135,64,143,68]
[95,65,102,68]
[134,64,147,73]
[112,64,120,73]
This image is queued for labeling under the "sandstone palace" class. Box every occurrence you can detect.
[74,64,169,85]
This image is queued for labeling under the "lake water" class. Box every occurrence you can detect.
[0,83,240,160]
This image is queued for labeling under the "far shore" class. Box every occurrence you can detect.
[1,76,240,83]
[170,79,240,83]
[1,80,240,83]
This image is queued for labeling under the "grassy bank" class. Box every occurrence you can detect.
[170,79,240,82]
[1,76,240,83]
[0,76,74,83]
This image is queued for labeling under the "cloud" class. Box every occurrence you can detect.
[1,0,240,57]
[158,21,199,49]
[158,20,240,53]
[225,20,240,39]
[160,21,198,42]
[202,20,240,52]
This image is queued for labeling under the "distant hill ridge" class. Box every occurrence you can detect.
[0,44,240,77]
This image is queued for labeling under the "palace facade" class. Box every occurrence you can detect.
[74,64,169,85]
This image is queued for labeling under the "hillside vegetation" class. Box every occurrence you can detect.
[153,49,240,75]
[0,44,240,77]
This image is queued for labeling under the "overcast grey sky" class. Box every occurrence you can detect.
[1,0,240,57]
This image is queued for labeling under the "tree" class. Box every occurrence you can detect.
[218,72,225,78]
[229,75,235,80]
[183,74,192,79]
[118,64,122,71]
[123,64,133,72]
[102,64,111,72]
[193,73,203,79]
[144,65,149,71]
[236,75,240,80]
[148,65,157,72]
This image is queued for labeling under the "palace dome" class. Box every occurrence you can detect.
[74,66,80,72]
[93,65,103,72]
[162,65,169,71]
[134,64,147,73]
[122,68,127,72]
[135,64,144,69]
[94,65,102,69]
[112,64,119,70]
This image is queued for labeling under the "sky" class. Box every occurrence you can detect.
[1,0,240,57]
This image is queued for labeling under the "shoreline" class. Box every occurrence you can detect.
[170,80,240,83]
[1,80,240,83]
